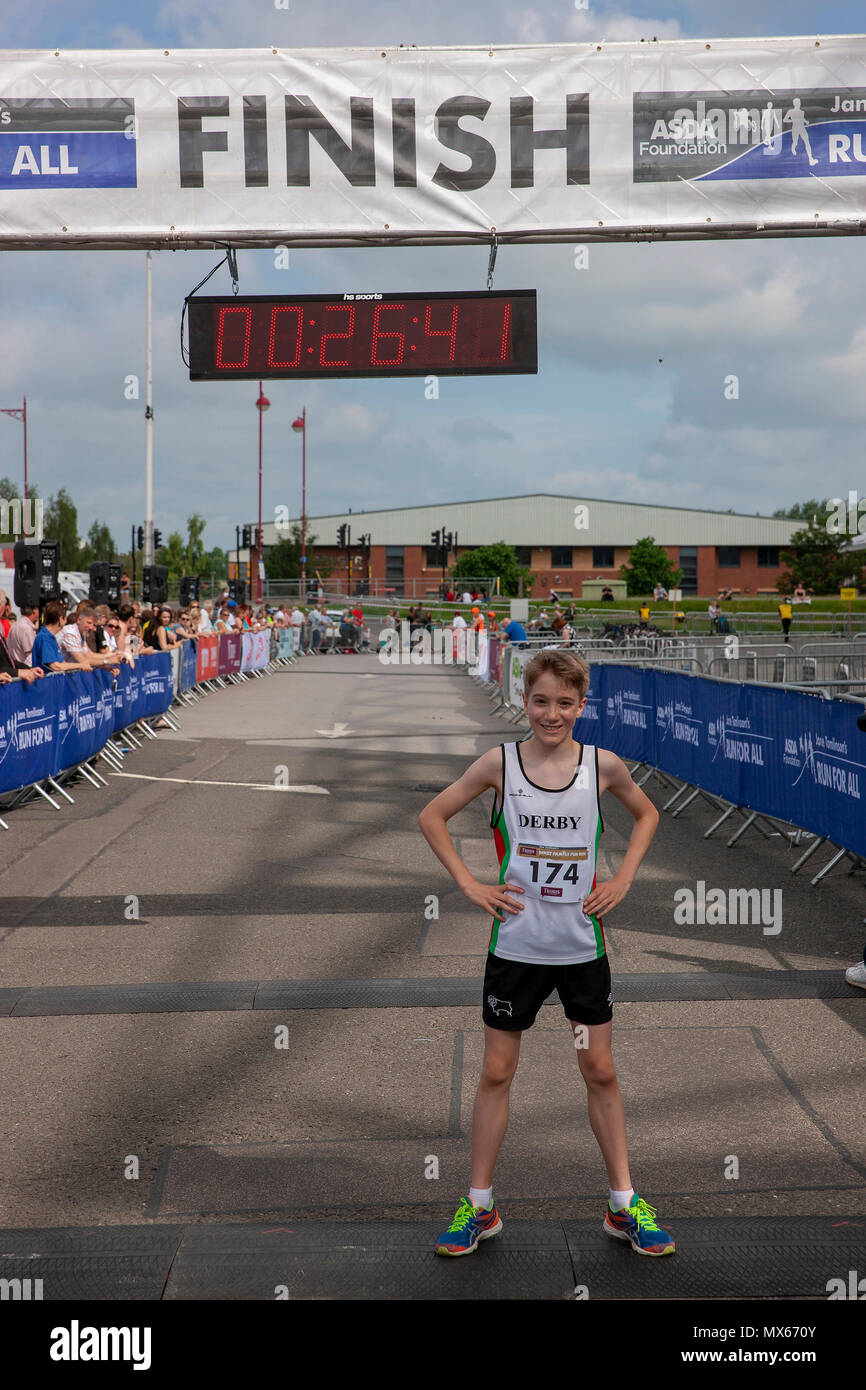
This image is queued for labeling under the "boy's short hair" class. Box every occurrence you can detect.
[524,649,590,700]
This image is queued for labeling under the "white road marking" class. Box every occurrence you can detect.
[315,722,353,738]
[109,772,329,794]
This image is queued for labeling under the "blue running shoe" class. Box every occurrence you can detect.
[603,1192,675,1256]
[435,1195,503,1256]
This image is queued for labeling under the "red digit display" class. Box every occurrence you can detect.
[320,303,355,367]
[371,302,405,365]
[267,305,303,369]
[424,301,458,362]
[188,291,537,380]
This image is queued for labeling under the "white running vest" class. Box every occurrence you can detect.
[489,739,605,965]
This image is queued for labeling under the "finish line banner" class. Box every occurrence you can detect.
[3,37,866,248]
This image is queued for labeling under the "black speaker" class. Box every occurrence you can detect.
[142,565,169,605]
[89,561,112,604]
[40,540,61,602]
[228,578,246,603]
[13,540,42,609]
[108,562,122,604]
[180,575,199,606]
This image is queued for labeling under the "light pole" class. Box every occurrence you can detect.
[0,397,27,501]
[255,382,270,602]
[292,408,307,600]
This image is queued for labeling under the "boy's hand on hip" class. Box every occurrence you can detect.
[583,874,631,917]
[462,878,525,920]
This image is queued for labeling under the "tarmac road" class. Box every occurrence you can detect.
[0,652,863,1299]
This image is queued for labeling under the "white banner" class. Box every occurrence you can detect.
[3,38,866,248]
[241,630,270,671]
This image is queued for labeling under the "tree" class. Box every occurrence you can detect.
[186,512,207,574]
[451,542,532,598]
[78,520,116,566]
[43,488,81,569]
[264,522,328,581]
[776,519,864,595]
[772,498,830,522]
[620,537,682,596]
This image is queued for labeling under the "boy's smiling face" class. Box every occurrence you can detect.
[523,671,587,745]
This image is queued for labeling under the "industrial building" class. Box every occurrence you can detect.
[242,493,802,599]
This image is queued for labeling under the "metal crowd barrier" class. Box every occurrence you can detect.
[461,637,866,889]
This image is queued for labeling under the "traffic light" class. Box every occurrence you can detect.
[358,532,371,556]
[136,525,144,550]
[337,524,347,547]
[242,525,252,548]
[431,529,441,547]
[443,530,454,553]
[153,529,163,551]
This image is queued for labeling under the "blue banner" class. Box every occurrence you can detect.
[572,666,866,861]
[0,654,176,794]
[142,654,174,716]
[0,676,60,793]
[182,640,198,691]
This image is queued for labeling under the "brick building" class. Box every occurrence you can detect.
[249,493,801,599]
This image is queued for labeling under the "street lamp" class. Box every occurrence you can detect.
[292,408,306,601]
[255,382,270,602]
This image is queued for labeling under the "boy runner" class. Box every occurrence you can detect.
[419,649,675,1258]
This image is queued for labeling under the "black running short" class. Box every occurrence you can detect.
[482,952,612,1031]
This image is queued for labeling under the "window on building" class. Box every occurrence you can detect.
[717,547,741,567]
[592,546,615,568]
[550,546,573,568]
[757,547,780,567]
[425,546,444,566]
[513,546,532,566]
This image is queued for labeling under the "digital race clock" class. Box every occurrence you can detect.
[186,290,537,380]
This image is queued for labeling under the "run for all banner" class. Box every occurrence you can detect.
[2,36,866,247]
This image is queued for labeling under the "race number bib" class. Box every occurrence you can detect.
[514,843,590,901]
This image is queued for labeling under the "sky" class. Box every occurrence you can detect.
[1,1,865,555]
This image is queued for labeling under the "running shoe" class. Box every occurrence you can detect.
[435,1195,502,1256]
[603,1193,676,1256]
[845,961,866,989]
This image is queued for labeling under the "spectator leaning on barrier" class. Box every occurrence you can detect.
[501,616,527,648]
[30,601,81,674]
[6,602,39,666]
[0,630,44,684]
[0,591,13,640]
[73,607,123,670]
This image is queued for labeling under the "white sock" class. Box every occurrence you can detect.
[469,1185,493,1211]
[610,1187,634,1211]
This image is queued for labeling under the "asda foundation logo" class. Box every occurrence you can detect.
[634,88,866,183]
[784,732,862,799]
[656,698,700,747]
[707,714,769,766]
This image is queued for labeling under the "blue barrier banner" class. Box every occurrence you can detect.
[182,639,197,691]
[275,628,293,659]
[572,665,866,861]
[596,665,655,764]
[0,675,61,793]
[142,653,174,716]
[55,668,109,772]
[113,661,148,733]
